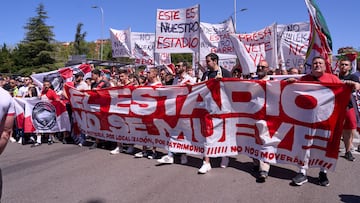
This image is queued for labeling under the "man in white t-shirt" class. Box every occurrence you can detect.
[172,62,197,85]
[0,87,15,200]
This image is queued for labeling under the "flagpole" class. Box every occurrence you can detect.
[234,0,236,31]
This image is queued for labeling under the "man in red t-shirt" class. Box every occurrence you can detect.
[291,56,360,187]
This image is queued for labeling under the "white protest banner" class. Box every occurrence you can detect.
[230,23,278,73]
[155,4,200,53]
[278,30,309,70]
[14,97,71,133]
[229,35,255,74]
[199,18,237,72]
[131,32,171,65]
[200,18,236,60]
[277,22,310,33]
[131,32,155,65]
[277,22,310,70]
[66,80,351,171]
[155,53,172,65]
[110,28,132,58]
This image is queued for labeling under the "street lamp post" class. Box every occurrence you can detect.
[233,0,247,31]
[92,5,104,61]
[233,8,247,31]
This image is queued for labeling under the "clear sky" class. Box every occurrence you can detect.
[0,0,358,53]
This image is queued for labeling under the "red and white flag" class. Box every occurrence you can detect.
[14,97,71,133]
[31,64,92,94]
[304,0,333,73]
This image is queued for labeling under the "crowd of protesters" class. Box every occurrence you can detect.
[1,53,360,188]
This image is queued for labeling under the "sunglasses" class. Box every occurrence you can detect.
[257,65,267,69]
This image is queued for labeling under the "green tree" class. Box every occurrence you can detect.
[12,3,56,75]
[0,44,15,73]
[73,23,88,55]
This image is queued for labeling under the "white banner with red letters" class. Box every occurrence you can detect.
[131,32,171,65]
[199,18,237,72]
[110,28,132,58]
[277,22,310,70]
[14,97,71,133]
[230,23,278,74]
[155,4,200,53]
[66,80,351,171]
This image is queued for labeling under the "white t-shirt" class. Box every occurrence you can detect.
[172,73,197,85]
[17,86,29,97]
[75,81,90,90]
[0,87,15,120]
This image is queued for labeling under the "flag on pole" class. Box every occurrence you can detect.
[304,0,332,73]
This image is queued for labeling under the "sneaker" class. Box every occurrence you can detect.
[48,140,54,145]
[257,171,268,183]
[125,146,134,154]
[89,143,97,150]
[78,143,83,147]
[344,151,355,161]
[134,151,147,158]
[318,171,329,187]
[147,151,157,159]
[17,137,23,144]
[220,156,229,168]
[9,137,16,143]
[198,161,211,174]
[292,173,308,186]
[31,142,42,148]
[110,147,121,155]
[29,137,35,144]
[157,155,174,164]
[180,154,188,164]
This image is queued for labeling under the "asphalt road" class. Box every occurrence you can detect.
[1,141,359,203]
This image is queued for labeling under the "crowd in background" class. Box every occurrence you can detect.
[2,54,359,187]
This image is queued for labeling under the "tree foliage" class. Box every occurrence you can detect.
[11,3,56,75]
[73,23,88,55]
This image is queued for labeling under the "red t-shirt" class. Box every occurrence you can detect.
[300,73,342,83]
[41,88,60,101]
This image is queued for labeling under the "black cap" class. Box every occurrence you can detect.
[92,69,101,76]
[74,72,84,78]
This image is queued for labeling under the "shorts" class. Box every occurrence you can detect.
[343,107,357,130]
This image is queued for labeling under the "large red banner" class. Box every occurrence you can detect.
[66,79,351,171]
